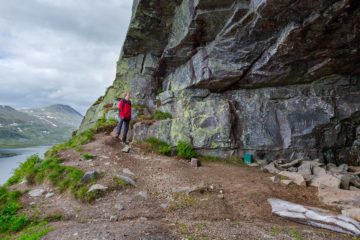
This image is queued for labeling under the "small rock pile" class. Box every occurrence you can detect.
[263,158,360,220]
[263,158,360,190]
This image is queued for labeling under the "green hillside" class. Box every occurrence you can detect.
[0,105,83,148]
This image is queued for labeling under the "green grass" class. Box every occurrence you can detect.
[176,141,197,159]
[0,187,52,240]
[6,155,42,186]
[153,110,172,120]
[145,138,172,156]
[0,187,28,233]
[6,154,102,203]
[132,104,146,112]
[82,153,95,160]
[93,116,117,132]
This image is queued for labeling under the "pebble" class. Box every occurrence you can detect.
[45,192,55,198]
[138,191,148,199]
[28,188,45,197]
[217,194,225,199]
[191,158,201,168]
[123,168,135,176]
[115,204,125,211]
[117,175,137,187]
[122,146,131,153]
[88,184,108,193]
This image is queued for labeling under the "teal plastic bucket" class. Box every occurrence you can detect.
[243,153,253,164]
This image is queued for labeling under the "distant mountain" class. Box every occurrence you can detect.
[0,104,83,148]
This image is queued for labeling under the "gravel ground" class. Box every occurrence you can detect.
[15,133,354,240]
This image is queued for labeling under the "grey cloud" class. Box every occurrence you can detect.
[0,0,132,114]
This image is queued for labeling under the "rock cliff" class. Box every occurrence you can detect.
[80,0,360,165]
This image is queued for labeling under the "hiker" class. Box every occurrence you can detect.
[116,92,131,144]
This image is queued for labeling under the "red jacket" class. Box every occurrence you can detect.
[118,99,132,120]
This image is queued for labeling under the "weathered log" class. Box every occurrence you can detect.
[268,198,360,236]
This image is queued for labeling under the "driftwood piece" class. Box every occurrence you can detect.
[268,198,360,236]
[277,159,303,169]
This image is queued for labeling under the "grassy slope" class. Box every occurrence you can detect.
[0,117,117,240]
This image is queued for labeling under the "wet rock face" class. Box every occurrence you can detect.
[81,0,360,163]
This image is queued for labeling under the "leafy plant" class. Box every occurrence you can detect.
[176,141,197,159]
[145,138,172,156]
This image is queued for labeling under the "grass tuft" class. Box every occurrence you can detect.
[169,192,197,210]
[6,154,103,203]
[82,153,95,160]
[176,141,197,159]
[153,110,172,120]
[145,138,172,156]
[288,228,302,240]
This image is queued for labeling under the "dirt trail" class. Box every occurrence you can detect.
[17,133,353,240]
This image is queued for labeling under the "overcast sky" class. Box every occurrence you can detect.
[0,0,132,114]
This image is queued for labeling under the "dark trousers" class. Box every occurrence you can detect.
[116,118,130,143]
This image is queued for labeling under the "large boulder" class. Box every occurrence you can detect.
[318,186,360,209]
[310,174,341,188]
[79,0,360,164]
[342,208,360,222]
[81,171,99,184]
[278,171,306,186]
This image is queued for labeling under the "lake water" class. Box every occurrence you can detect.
[0,146,50,185]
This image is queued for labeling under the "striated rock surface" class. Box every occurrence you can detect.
[80,0,360,164]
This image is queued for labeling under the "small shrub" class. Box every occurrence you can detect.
[154,111,172,120]
[145,138,172,156]
[82,153,94,160]
[176,141,197,159]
